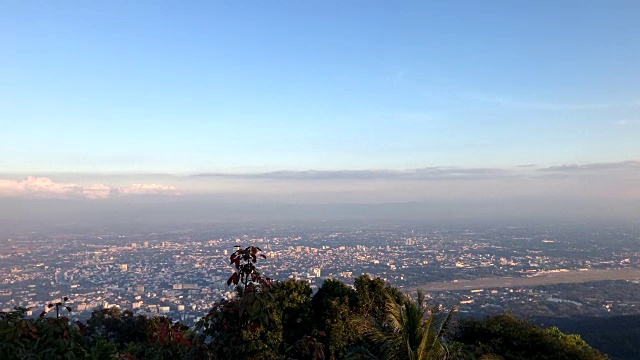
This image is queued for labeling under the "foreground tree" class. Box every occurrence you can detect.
[350,291,458,360]
[454,313,608,360]
[0,306,88,359]
[354,275,403,323]
[195,245,283,359]
[312,279,359,359]
[271,279,314,352]
[85,307,198,359]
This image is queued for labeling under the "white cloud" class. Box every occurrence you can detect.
[0,177,180,199]
[82,184,113,199]
[0,179,23,196]
[0,176,81,198]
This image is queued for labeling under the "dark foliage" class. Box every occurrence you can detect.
[0,307,88,359]
[354,274,403,323]
[454,313,608,360]
[271,279,314,351]
[535,315,640,360]
[312,279,359,359]
[86,308,148,345]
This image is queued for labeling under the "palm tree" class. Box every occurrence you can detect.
[349,291,458,360]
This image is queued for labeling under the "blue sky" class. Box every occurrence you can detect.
[1,1,639,202]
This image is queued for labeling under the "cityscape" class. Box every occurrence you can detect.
[3,221,640,326]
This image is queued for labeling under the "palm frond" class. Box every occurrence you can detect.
[354,290,458,360]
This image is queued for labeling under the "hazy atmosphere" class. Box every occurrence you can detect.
[2,1,639,226]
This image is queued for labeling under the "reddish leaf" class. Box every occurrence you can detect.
[120,353,137,360]
[250,322,261,332]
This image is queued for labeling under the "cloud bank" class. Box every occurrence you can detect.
[1,160,638,203]
[193,166,513,181]
[538,160,640,173]
[1,161,639,230]
[0,176,180,199]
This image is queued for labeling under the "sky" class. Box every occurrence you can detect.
[1,1,639,224]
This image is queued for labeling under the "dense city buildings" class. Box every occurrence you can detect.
[2,222,640,325]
